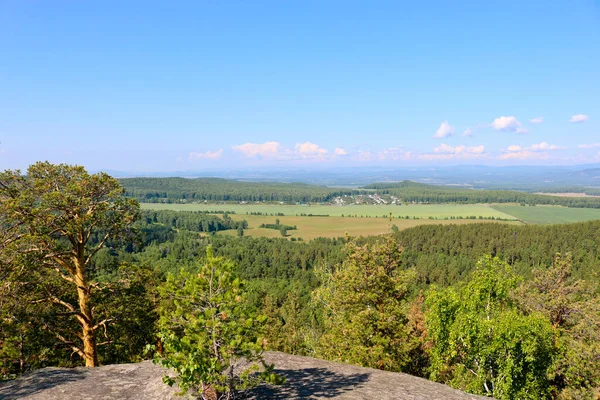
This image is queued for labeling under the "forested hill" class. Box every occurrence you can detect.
[121,177,600,208]
[121,177,354,203]
[362,180,600,208]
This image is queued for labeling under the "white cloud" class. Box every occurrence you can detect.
[433,144,484,155]
[570,114,589,123]
[498,150,548,160]
[468,145,485,154]
[434,143,459,153]
[428,143,485,159]
[334,147,347,155]
[491,116,527,134]
[530,117,544,124]
[433,121,455,138]
[189,149,223,160]
[462,128,473,137]
[500,142,564,160]
[578,143,600,149]
[530,141,564,151]
[232,141,281,158]
[418,153,455,161]
[295,142,328,156]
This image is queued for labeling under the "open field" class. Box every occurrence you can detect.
[536,192,600,198]
[491,204,600,224]
[140,203,516,220]
[216,214,520,240]
[141,203,600,239]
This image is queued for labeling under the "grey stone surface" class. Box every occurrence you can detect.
[249,352,486,399]
[0,352,487,399]
[0,361,187,400]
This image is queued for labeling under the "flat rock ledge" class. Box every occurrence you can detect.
[0,351,486,399]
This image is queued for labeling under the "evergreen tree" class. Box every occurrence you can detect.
[0,162,139,367]
[314,236,418,371]
[155,247,282,399]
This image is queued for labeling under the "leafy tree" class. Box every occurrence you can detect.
[514,253,600,399]
[425,256,557,399]
[314,236,418,371]
[0,162,139,367]
[279,227,287,237]
[155,247,281,400]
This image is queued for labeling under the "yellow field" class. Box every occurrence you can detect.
[217,214,520,240]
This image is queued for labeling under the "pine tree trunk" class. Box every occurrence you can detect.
[75,255,98,367]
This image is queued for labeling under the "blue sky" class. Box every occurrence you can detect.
[1,0,599,172]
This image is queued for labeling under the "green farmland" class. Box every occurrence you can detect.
[139,202,600,239]
[491,204,600,224]
[140,203,515,220]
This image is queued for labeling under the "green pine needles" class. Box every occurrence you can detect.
[154,246,283,400]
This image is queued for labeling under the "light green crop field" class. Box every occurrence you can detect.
[491,205,600,225]
[140,203,516,220]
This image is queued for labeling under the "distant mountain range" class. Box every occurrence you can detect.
[101,164,600,189]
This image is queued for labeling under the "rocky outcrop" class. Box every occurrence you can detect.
[0,351,486,399]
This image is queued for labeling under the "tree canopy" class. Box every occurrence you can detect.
[0,162,139,367]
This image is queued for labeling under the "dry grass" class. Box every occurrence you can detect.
[219,214,520,240]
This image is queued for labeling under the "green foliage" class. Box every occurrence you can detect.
[314,236,418,372]
[155,247,281,399]
[261,290,315,356]
[515,254,600,399]
[259,221,296,231]
[0,162,139,367]
[139,209,247,234]
[425,256,557,399]
[394,221,600,288]
[94,263,159,365]
[122,177,353,203]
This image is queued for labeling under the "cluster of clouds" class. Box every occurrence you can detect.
[415,143,487,161]
[232,141,338,160]
[187,138,600,163]
[185,112,595,164]
[498,142,565,160]
[189,141,348,162]
[433,114,589,138]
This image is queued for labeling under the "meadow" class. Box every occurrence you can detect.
[491,204,600,224]
[217,214,519,240]
[140,203,522,239]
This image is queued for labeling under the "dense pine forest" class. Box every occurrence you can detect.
[2,163,599,399]
[121,177,355,203]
